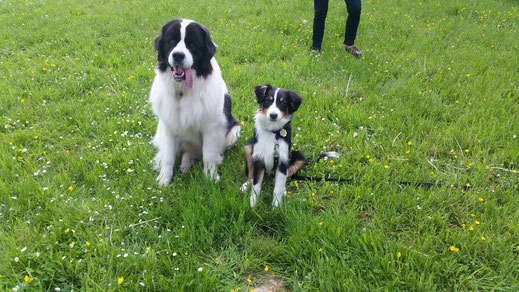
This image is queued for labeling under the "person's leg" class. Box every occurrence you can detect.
[312,0,329,51]
[344,0,361,46]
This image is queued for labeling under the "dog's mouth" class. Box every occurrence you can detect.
[171,66,193,90]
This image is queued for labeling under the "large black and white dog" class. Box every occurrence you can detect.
[242,85,308,207]
[150,19,240,186]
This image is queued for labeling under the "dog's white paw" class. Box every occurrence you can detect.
[272,199,281,208]
[156,172,172,187]
[205,172,220,183]
[240,181,251,193]
[250,192,258,207]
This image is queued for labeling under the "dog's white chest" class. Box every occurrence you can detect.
[252,130,280,173]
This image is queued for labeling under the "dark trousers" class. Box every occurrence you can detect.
[312,0,361,50]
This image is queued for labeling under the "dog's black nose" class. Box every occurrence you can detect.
[172,52,185,62]
[269,113,278,120]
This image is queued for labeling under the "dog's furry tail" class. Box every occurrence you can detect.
[307,151,341,163]
[225,124,241,148]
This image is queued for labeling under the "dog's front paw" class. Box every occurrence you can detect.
[250,192,258,207]
[156,170,173,187]
[272,196,282,208]
[272,190,286,208]
[205,172,220,182]
[240,181,251,192]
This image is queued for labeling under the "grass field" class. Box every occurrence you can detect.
[1,0,518,290]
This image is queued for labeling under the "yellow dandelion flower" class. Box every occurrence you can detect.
[470,213,475,217]
[20,99,25,103]
[475,220,480,225]
[462,224,466,228]
[407,141,412,146]
[146,247,151,253]
[384,165,389,169]
[68,186,73,191]
[247,278,252,283]
[368,116,373,120]
[478,198,483,202]
[469,226,474,231]
[405,150,410,154]
[240,121,245,126]
[449,246,460,252]
[24,275,34,283]
[65,228,70,233]
[397,252,401,258]
[264,266,269,271]
[466,73,471,77]
[480,236,486,241]
[99,238,104,242]
[319,221,323,226]
[86,241,91,246]
[118,277,124,285]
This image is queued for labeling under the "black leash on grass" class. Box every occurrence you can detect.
[289,153,519,191]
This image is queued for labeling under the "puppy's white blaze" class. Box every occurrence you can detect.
[168,19,194,69]
[266,88,282,119]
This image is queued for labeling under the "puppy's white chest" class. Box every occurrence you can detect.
[252,131,280,173]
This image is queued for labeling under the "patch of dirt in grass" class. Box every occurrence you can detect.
[251,274,287,292]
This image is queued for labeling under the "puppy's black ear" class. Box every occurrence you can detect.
[254,84,271,104]
[200,25,217,58]
[287,90,303,113]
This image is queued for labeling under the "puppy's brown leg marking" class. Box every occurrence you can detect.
[287,159,306,177]
[244,144,254,180]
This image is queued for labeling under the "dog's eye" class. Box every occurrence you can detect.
[279,97,283,102]
[269,96,273,101]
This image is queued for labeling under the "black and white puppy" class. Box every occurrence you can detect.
[242,85,307,207]
[150,19,240,186]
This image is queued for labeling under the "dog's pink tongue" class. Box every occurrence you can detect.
[184,68,193,90]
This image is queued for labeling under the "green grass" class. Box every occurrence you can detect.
[1,0,518,290]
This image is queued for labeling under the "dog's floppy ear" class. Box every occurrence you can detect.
[200,24,217,58]
[287,90,303,113]
[254,84,271,104]
[154,33,164,61]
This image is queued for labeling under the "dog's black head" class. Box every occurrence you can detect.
[154,19,217,84]
[254,84,303,130]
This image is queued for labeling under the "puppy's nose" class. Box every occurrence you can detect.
[172,52,185,62]
[269,113,278,120]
